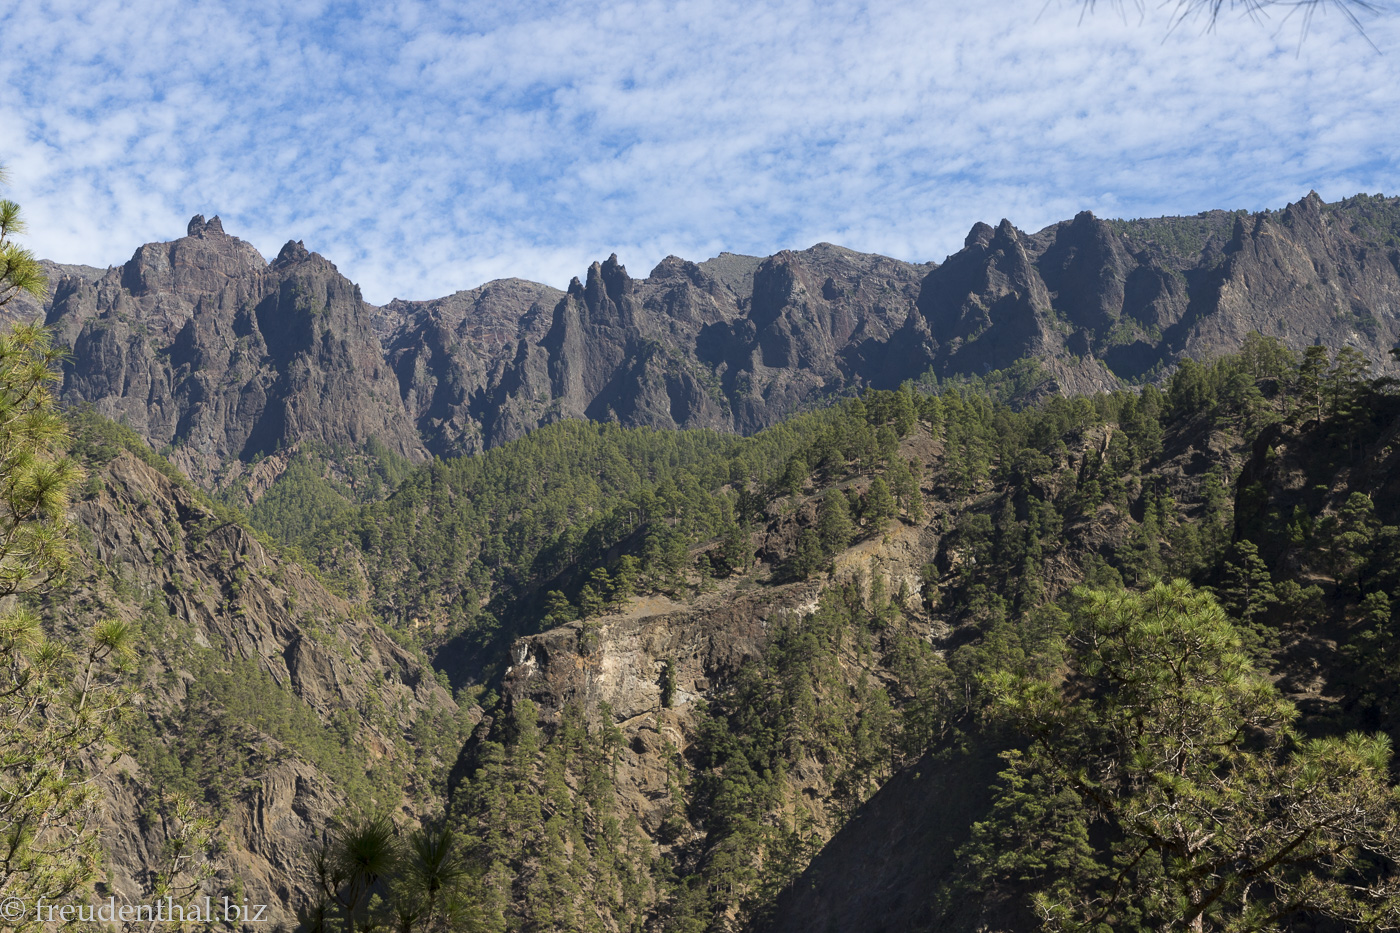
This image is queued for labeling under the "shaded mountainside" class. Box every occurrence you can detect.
[33,193,1400,493]
[40,416,468,926]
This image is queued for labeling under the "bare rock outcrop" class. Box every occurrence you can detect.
[46,217,427,487]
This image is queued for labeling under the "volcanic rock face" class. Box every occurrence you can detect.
[1178,194,1400,362]
[1,259,105,326]
[40,217,932,468]
[35,194,1400,482]
[380,244,932,456]
[378,278,564,456]
[45,217,426,486]
[899,192,1400,388]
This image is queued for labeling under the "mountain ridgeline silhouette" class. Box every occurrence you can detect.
[35,193,1400,488]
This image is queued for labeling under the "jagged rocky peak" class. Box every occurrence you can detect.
[1038,209,1133,332]
[648,254,716,294]
[965,221,996,249]
[649,254,699,278]
[1295,189,1326,213]
[275,238,312,265]
[575,253,634,327]
[750,252,803,324]
[37,191,1400,482]
[1270,190,1332,239]
[376,276,563,345]
[45,214,426,488]
[695,251,764,298]
[920,218,1042,344]
[915,191,1400,386]
[120,213,266,298]
[186,213,225,236]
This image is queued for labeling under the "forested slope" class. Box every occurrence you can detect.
[199,334,1400,931]
[35,334,1400,932]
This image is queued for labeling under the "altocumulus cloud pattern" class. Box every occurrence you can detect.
[2,0,1399,303]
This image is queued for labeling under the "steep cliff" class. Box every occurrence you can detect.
[43,418,466,925]
[45,216,427,488]
[379,278,564,457]
[1,258,105,325]
[890,193,1400,392]
[378,244,931,456]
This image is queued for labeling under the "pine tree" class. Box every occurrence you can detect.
[983,581,1400,931]
[1220,539,1276,657]
[875,425,899,462]
[1220,540,1275,623]
[1238,331,1297,381]
[817,489,854,556]
[587,566,613,604]
[863,477,895,533]
[1326,346,1371,418]
[1198,465,1233,567]
[611,555,639,601]
[992,497,1024,569]
[780,456,808,498]
[887,456,923,522]
[790,529,824,581]
[0,167,47,307]
[1167,357,1216,419]
[736,483,766,524]
[1297,345,1331,422]
[578,583,605,618]
[542,590,575,626]
[906,483,925,524]
[0,197,135,911]
[303,816,468,933]
[715,522,749,577]
[892,385,918,437]
[1121,501,1164,586]
[1326,492,1378,587]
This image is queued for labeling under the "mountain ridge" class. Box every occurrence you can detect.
[27,192,1400,491]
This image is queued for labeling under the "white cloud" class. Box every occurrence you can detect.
[1,0,1398,302]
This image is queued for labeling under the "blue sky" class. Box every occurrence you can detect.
[3,0,1399,303]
